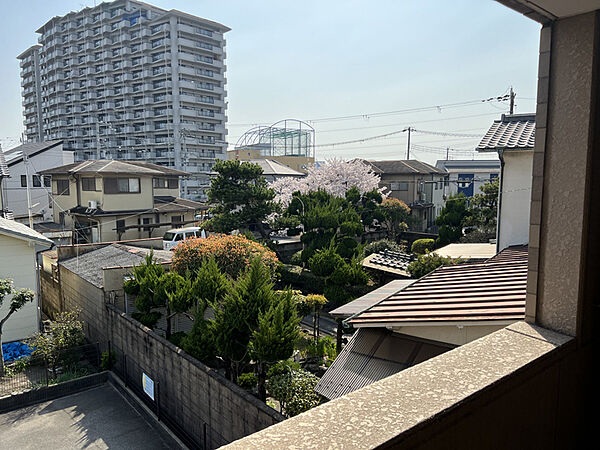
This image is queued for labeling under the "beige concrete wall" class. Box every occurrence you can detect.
[52,176,77,224]
[499,150,533,250]
[0,234,39,341]
[392,324,508,346]
[153,186,180,197]
[100,177,154,211]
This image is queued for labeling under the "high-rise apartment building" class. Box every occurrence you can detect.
[18,0,229,201]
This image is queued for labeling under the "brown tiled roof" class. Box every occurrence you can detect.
[360,159,445,175]
[351,245,528,327]
[477,114,535,151]
[40,160,187,176]
[314,328,452,400]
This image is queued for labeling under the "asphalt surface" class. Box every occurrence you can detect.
[0,384,176,449]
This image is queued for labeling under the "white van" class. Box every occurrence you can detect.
[162,227,206,250]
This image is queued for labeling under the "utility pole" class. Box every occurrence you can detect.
[446,147,450,161]
[403,127,412,160]
[509,87,515,114]
[96,121,102,160]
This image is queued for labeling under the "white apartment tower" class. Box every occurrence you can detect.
[18,0,229,201]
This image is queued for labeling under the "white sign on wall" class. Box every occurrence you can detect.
[142,372,155,401]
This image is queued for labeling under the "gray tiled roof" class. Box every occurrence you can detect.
[60,244,172,288]
[40,160,187,176]
[360,159,446,175]
[477,114,535,151]
[0,216,53,246]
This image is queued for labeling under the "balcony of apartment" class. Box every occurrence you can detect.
[228,6,597,450]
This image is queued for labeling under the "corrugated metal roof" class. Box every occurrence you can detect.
[40,160,187,176]
[60,244,172,288]
[330,279,415,319]
[314,328,452,400]
[351,245,528,327]
[477,114,535,151]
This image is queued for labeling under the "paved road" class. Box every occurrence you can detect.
[0,384,178,449]
[301,312,339,337]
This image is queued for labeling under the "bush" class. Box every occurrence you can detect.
[323,285,352,307]
[411,238,436,255]
[180,319,217,365]
[308,246,345,277]
[289,250,303,266]
[278,265,325,294]
[100,350,116,371]
[407,253,458,278]
[267,359,302,378]
[171,234,279,279]
[267,369,322,417]
[304,336,337,360]
[364,239,402,256]
[237,372,258,389]
[167,332,187,348]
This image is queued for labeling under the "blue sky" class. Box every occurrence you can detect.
[0,0,540,164]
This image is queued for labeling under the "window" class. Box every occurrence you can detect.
[20,175,27,187]
[81,177,96,191]
[171,215,183,227]
[116,219,125,234]
[43,175,51,187]
[391,182,409,191]
[142,217,152,232]
[55,179,70,195]
[153,177,178,189]
[32,175,41,188]
[104,177,141,194]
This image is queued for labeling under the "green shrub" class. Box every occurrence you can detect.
[289,250,303,266]
[308,246,345,277]
[278,265,325,294]
[411,238,436,255]
[407,253,458,278]
[323,285,352,307]
[167,332,187,348]
[337,236,359,259]
[100,350,116,371]
[267,359,302,378]
[267,369,322,417]
[237,372,258,389]
[180,319,216,365]
[304,336,337,360]
[52,366,91,384]
[364,239,402,256]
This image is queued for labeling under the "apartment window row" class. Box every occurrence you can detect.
[153,177,178,189]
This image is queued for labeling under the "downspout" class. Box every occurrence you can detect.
[35,241,56,329]
[496,149,505,253]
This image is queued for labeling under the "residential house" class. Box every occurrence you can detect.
[359,159,446,231]
[0,216,53,342]
[435,159,500,199]
[477,113,535,251]
[1,140,73,223]
[39,160,206,244]
[0,150,9,219]
[317,245,528,400]
[244,159,305,183]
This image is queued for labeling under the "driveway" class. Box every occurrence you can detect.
[0,384,179,449]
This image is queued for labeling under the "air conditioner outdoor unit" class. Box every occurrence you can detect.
[88,200,98,209]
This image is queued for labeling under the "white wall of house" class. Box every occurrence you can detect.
[445,168,500,198]
[498,150,533,250]
[3,143,73,222]
[0,234,40,342]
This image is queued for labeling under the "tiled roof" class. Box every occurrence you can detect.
[40,160,187,176]
[3,140,63,166]
[477,114,535,151]
[314,328,452,400]
[0,150,9,177]
[0,216,53,246]
[330,279,415,319]
[60,244,172,288]
[154,196,208,212]
[247,159,305,177]
[360,159,446,175]
[435,159,501,170]
[351,245,528,327]
[362,250,415,276]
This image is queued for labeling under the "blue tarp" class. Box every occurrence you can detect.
[1,342,33,362]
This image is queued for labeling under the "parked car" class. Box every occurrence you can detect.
[162,227,206,250]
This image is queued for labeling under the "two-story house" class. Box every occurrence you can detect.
[358,159,446,231]
[0,140,74,223]
[40,160,206,243]
[435,159,501,197]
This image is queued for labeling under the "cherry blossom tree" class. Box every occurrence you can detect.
[270,158,385,207]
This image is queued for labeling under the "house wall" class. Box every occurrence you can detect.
[3,143,73,222]
[0,234,39,341]
[51,176,77,225]
[498,150,533,250]
[392,324,510,346]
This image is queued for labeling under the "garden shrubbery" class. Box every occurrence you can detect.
[411,238,436,255]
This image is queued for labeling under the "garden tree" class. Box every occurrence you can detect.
[123,253,165,329]
[266,368,322,417]
[31,310,85,377]
[270,158,384,207]
[249,290,300,401]
[407,253,460,278]
[171,234,278,279]
[211,258,276,381]
[435,193,468,246]
[411,238,436,255]
[0,278,35,375]
[304,294,328,343]
[380,197,411,241]
[205,159,278,239]
[462,179,499,239]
